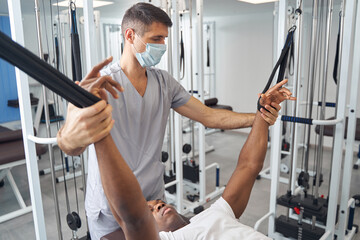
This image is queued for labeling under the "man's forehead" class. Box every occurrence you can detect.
[144,22,168,37]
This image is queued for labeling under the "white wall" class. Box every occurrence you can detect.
[205,12,274,133]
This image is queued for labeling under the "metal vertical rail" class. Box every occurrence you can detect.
[189,0,196,162]
[314,0,334,201]
[268,0,286,237]
[326,0,357,238]
[34,0,63,239]
[165,0,176,176]
[289,0,304,196]
[81,1,96,235]
[83,0,97,72]
[328,0,346,194]
[337,0,360,238]
[171,0,184,214]
[7,1,47,239]
[303,0,319,173]
[196,0,206,203]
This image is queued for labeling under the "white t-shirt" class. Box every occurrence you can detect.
[85,63,191,239]
[159,197,271,240]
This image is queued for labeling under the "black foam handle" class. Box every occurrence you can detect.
[281,115,313,125]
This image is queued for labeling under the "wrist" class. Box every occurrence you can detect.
[57,127,84,156]
[256,111,271,127]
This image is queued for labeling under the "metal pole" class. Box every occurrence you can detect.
[268,0,286,237]
[303,0,319,174]
[327,0,346,197]
[34,0,63,239]
[196,0,206,203]
[314,0,334,202]
[83,0,97,72]
[165,0,176,173]
[7,0,47,238]
[337,0,360,238]
[171,0,184,214]
[288,0,303,197]
[326,0,356,238]
[189,0,196,161]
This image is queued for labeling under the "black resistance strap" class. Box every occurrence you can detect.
[333,14,341,85]
[0,30,100,108]
[206,39,210,67]
[257,26,296,111]
[70,2,82,82]
[180,30,185,79]
[55,36,60,70]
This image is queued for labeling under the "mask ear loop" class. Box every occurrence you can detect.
[134,32,147,47]
[131,31,147,55]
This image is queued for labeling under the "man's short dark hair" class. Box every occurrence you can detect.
[121,3,172,39]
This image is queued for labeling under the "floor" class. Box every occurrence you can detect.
[0,130,359,240]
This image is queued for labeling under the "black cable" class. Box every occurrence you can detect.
[56,0,65,74]
[70,2,82,82]
[180,30,185,80]
[206,39,210,67]
[333,13,341,85]
[55,36,60,70]
[179,14,185,80]
[0,30,100,108]
[257,26,296,111]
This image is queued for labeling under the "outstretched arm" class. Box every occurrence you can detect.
[173,82,292,128]
[174,97,256,128]
[222,79,295,218]
[94,136,159,240]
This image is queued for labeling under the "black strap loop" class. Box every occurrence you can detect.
[257,27,296,111]
[333,13,341,85]
[70,3,82,82]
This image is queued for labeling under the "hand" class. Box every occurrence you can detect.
[260,102,281,125]
[57,57,123,155]
[259,79,296,106]
[79,56,124,101]
[57,101,114,155]
[258,79,296,125]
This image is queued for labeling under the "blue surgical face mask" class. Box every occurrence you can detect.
[133,33,166,67]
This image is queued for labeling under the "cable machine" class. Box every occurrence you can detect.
[160,0,225,215]
[2,0,102,238]
[255,0,360,239]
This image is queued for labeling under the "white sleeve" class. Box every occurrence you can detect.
[159,231,175,240]
[211,197,236,219]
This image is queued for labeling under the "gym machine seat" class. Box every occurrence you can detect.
[205,98,233,111]
[0,125,47,223]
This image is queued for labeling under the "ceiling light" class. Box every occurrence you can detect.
[238,0,278,4]
[53,0,114,8]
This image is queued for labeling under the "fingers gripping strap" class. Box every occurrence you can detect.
[0,30,101,108]
[257,27,296,111]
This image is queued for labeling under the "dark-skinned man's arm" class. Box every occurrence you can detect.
[222,79,296,218]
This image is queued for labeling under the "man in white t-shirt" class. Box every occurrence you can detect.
[89,79,295,239]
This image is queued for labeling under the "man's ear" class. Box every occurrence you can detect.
[124,28,135,44]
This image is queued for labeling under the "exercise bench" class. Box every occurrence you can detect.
[0,125,47,223]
